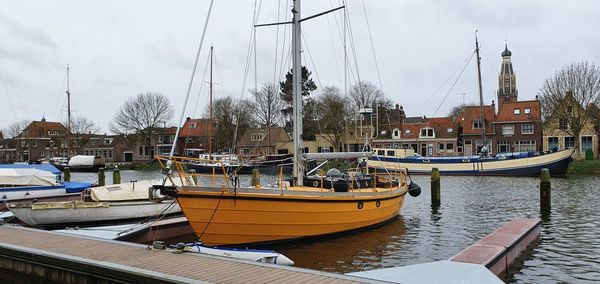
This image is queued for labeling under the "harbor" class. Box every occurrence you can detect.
[2,170,600,282]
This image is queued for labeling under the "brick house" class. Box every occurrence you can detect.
[82,134,133,162]
[457,105,496,156]
[0,137,17,163]
[236,127,291,156]
[15,118,71,162]
[493,100,543,153]
[177,118,214,157]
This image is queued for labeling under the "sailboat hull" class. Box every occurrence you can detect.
[369,149,573,177]
[175,187,406,246]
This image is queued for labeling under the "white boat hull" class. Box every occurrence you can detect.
[1,186,68,202]
[8,200,181,226]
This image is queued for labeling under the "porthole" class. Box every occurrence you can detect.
[357,202,364,209]
[376,200,381,207]
[313,181,319,187]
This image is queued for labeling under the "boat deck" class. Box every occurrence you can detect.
[0,225,379,283]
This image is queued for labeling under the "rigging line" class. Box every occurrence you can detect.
[417,51,476,111]
[481,49,500,74]
[360,0,384,92]
[277,11,290,84]
[301,32,323,89]
[325,15,343,88]
[272,0,283,87]
[51,71,68,121]
[169,0,215,157]
[233,0,262,151]
[183,51,211,154]
[431,51,475,117]
[344,3,361,84]
[0,59,28,120]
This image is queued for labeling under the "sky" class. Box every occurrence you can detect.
[1,0,600,133]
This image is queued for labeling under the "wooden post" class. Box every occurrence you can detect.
[251,169,261,187]
[112,166,121,184]
[190,169,197,185]
[540,168,551,215]
[98,168,105,186]
[64,167,71,182]
[431,167,441,206]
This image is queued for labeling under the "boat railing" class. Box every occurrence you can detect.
[370,167,408,190]
[155,155,231,189]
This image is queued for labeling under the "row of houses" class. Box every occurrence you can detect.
[1,45,598,163]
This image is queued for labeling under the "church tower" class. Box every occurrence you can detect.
[497,44,517,109]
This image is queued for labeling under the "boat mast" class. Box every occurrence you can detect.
[66,64,72,158]
[209,46,213,157]
[292,0,303,185]
[475,32,486,147]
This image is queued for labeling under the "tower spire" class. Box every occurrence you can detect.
[497,42,517,109]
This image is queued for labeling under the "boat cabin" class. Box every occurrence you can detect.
[373,148,417,158]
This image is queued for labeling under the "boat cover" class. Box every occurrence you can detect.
[64,181,93,193]
[68,155,96,167]
[0,168,58,186]
[90,179,168,201]
[0,164,61,175]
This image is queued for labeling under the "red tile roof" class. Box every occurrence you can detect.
[496,100,541,122]
[18,120,67,138]
[179,118,213,137]
[458,105,495,135]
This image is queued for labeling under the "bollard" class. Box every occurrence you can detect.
[540,168,551,215]
[98,168,105,186]
[64,167,71,182]
[251,168,261,187]
[112,166,121,184]
[431,167,441,206]
[190,169,198,185]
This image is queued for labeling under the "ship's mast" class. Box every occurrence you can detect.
[209,46,213,157]
[292,0,303,185]
[66,65,72,157]
[475,32,486,147]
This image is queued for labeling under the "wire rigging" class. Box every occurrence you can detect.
[430,51,476,117]
[360,0,384,93]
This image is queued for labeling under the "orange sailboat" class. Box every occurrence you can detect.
[154,0,419,247]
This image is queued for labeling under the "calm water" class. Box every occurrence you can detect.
[6,171,600,283]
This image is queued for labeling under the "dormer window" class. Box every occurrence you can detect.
[404,129,411,134]
[514,108,521,115]
[472,119,482,129]
[419,128,435,138]
[447,128,453,133]
[524,108,531,114]
[392,128,400,139]
[189,123,197,129]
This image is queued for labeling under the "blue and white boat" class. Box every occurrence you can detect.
[368,148,574,177]
[0,164,92,210]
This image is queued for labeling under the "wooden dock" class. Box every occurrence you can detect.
[0,225,382,283]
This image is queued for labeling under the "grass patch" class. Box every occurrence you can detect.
[567,159,600,175]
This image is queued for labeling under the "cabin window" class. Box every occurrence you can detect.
[402,143,409,149]
[502,125,514,135]
[521,124,534,134]
[472,119,482,129]
[387,150,395,156]
[524,108,531,114]
[513,108,521,115]
[565,136,575,148]
[581,136,593,153]
[377,150,385,156]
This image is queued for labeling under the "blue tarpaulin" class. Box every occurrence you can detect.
[64,181,93,193]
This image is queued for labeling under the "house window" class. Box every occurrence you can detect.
[497,141,510,153]
[472,119,482,129]
[581,136,593,153]
[559,119,568,130]
[21,140,28,147]
[251,134,264,142]
[515,140,536,152]
[567,105,573,114]
[524,108,531,114]
[548,137,559,151]
[514,108,521,115]
[138,146,148,156]
[32,140,38,147]
[189,123,197,129]
[521,124,534,134]
[419,128,434,138]
[185,137,193,143]
[104,139,112,145]
[404,129,411,134]
[446,143,454,151]
[393,129,400,138]
[447,128,453,133]
[502,125,514,135]
[565,136,575,148]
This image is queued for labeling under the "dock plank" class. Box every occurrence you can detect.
[0,225,367,283]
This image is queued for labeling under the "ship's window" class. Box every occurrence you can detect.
[377,150,385,156]
[387,150,395,156]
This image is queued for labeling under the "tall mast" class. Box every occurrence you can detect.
[475,32,486,146]
[209,46,213,156]
[292,0,303,185]
[66,64,72,157]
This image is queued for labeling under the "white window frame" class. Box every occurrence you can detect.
[502,125,514,135]
[521,124,534,134]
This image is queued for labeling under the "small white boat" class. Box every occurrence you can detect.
[8,179,181,226]
[183,242,294,266]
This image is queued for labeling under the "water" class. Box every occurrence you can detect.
[7,171,600,283]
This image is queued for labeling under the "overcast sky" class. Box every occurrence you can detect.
[1,0,599,133]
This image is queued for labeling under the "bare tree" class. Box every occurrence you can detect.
[249,83,284,128]
[448,103,477,118]
[212,96,251,152]
[349,81,386,111]
[539,61,600,151]
[315,86,349,150]
[65,116,101,154]
[111,92,174,160]
[3,119,30,138]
